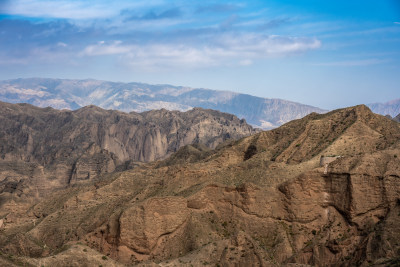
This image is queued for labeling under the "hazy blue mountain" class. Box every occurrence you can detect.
[367,99,400,117]
[0,78,326,129]
[394,113,400,122]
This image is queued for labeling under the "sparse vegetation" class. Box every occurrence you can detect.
[312,230,316,235]
[0,104,399,267]
[244,144,258,160]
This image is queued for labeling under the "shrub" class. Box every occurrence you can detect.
[312,230,316,235]
[244,144,257,161]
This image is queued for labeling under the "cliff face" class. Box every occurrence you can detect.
[278,150,400,265]
[0,101,257,198]
[1,105,400,266]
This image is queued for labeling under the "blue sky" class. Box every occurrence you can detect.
[0,0,399,109]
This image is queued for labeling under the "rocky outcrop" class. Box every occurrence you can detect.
[119,197,190,256]
[279,150,400,265]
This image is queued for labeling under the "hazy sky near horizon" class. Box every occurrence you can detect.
[0,0,399,109]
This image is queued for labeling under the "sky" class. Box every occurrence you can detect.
[0,0,399,110]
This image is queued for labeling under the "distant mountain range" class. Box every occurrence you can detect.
[395,113,400,122]
[367,98,400,117]
[0,78,326,129]
[388,113,400,122]
[1,78,398,128]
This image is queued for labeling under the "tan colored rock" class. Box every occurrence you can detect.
[1,104,400,266]
[119,197,189,255]
[0,101,257,209]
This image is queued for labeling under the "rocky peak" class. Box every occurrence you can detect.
[226,104,400,165]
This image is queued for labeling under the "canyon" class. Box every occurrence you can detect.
[0,103,399,266]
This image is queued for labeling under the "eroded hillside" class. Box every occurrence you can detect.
[0,101,257,224]
[0,105,399,266]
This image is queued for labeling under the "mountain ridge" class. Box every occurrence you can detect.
[0,100,257,202]
[2,78,399,127]
[0,77,326,129]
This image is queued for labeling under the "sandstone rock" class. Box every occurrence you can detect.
[1,104,400,266]
[119,197,189,255]
[0,101,257,202]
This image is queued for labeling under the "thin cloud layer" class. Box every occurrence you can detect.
[313,58,388,67]
[81,35,321,69]
[2,0,156,19]
[123,7,182,21]
[0,0,322,70]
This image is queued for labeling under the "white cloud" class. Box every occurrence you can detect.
[239,59,253,66]
[4,0,163,19]
[314,58,388,67]
[82,40,130,56]
[216,34,321,56]
[81,35,321,69]
[0,43,76,65]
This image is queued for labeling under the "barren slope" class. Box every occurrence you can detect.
[1,105,399,266]
[0,101,257,223]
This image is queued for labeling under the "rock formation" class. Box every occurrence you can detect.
[0,101,257,201]
[0,104,399,266]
